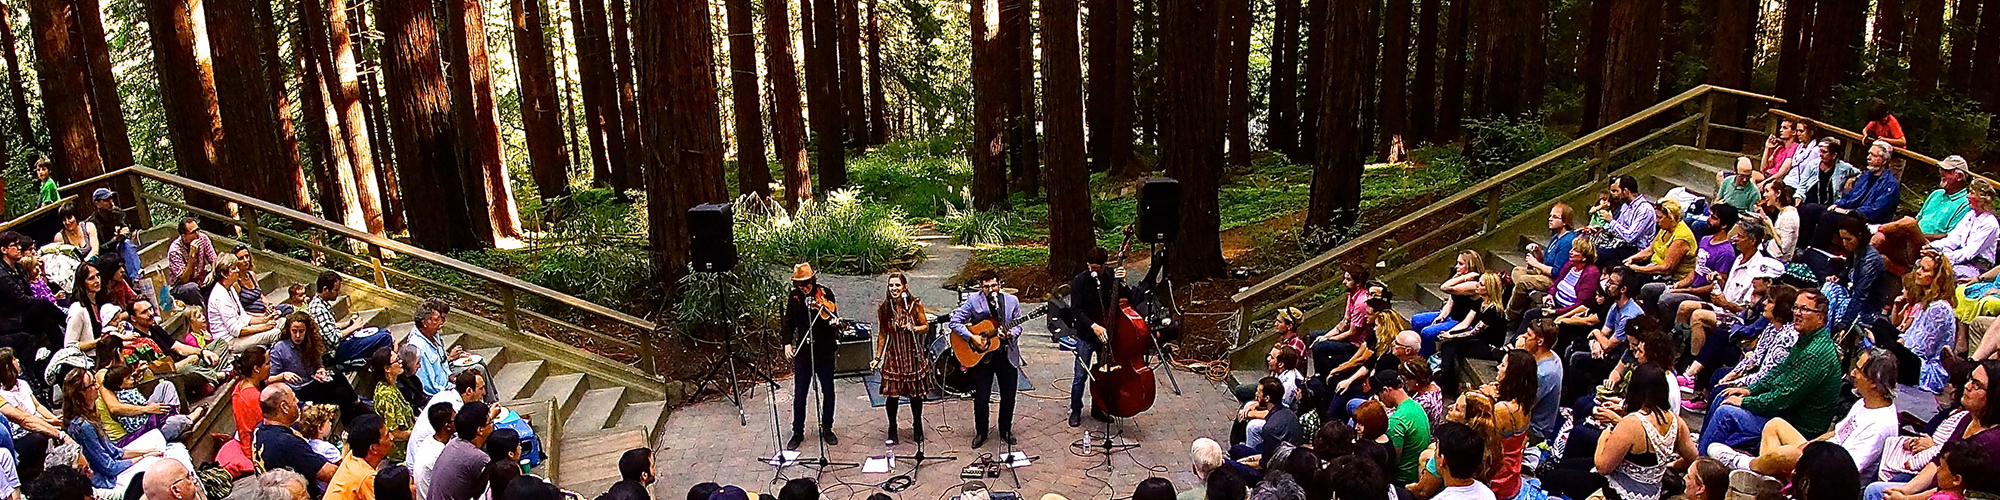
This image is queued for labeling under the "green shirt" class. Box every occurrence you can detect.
[1715,175,1760,213]
[373,382,414,461]
[1388,397,1432,484]
[1919,188,1973,235]
[37,178,58,206]
[1743,326,1844,436]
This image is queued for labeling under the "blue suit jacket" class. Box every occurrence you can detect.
[949,292,1024,368]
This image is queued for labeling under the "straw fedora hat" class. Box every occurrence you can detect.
[792,263,816,281]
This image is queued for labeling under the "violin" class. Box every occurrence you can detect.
[812,289,840,322]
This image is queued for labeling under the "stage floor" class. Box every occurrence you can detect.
[649,333,1232,500]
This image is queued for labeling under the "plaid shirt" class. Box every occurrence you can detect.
[165,233,216,287]
[307,295,344,350]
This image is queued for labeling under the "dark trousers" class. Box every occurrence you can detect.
[13,431,49,484]
[1311,340,1360,382]
[790,343,837,435]
[1070,340,1097,412]
[170,282,207,308]
[295,376,368,424]
[969,356,1018,436]
[1565,348,1622,407]
[1436,338,1500,399]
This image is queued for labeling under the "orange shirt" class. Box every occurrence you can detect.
[232,383,263,456]
[325,453,378,500]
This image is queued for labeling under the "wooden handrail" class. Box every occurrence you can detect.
[0,194,78,232]
[61,166,662,374]
[1232,85,1785,308]
[1767,109,1942,166]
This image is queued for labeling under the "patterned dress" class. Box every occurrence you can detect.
[876,297,938,398]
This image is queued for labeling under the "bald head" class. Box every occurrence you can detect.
[260,385,297,423]
[142,459,198,500]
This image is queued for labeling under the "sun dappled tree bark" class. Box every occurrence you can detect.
[867,0,886,144]
[27,0,103,190]
[571,0,625,191]
[1161,0,1224,281]
[0,2,33,150]
[1007,0,1036,197]
[609,0,643,190]
[71,0,132,173]
[142,0,225,218]
[1296,0,1326,160]
[1223,0,1250,168]
[727,0,772,197]
[1309,0,1367,235]
[635,0,727,293]
[767,0,811,212]
[512,0,573,202]
[323,0,383,234]
[445,0,522,239]
[297,0,361,231]
[381,0,488,250]
[970,0,1008,209]
[808,0,849,189]
[1045,0,1089,278]
[251,0,308,210]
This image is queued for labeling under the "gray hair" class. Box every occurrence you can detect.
[225,469,308,500]
[1860,347,1898,397]
[414,297,452,325]
[1191,437,1224,476]
[1736,218,1769,244]
[1872,140,1895,155]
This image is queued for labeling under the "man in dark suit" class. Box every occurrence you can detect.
[784,263,844,449]
[949,269,1024,447]
[1066,247,1131,427]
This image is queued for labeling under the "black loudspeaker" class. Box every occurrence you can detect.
[688,203,738,272]
[1137,177,1180,243]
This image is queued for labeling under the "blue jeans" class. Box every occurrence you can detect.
[1865,481,1905,500]
[1411,311,1459,358]
[1070,339,1097,412]
[118,239,140,281]
[1698,401,1770,454]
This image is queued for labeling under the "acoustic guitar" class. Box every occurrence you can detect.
[948,305,1049,367]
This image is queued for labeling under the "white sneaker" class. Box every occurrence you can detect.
[1708,442,1753,470]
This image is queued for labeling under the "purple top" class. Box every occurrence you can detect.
[1690,235,1738,288]
[1548,263,1601,314]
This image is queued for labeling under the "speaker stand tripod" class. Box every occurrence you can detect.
[689,273,754,426]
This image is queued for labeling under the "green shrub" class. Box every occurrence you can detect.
[674,259,789,331]
[934,203,1037,245]
[737,189,923,275]
[971,245,1049,267]
[1463,114,1572,177]
[848,135,972,219]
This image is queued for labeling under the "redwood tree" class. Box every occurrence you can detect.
[808,0,848,189]
[297,0,361,231]
[205,0,302,208]
[1379,0,1410,152]
[143,0,221,216]
[1045,0,1089,277]
[571,0,626,191]
[610,0,642,190]
[866,0,887,144]
[1223,0,1250,167]
[1007,0,1036,196]
[970,0,1009,209]
[324,0,383,234]
[1161,0,1225,280]
[635,0,727,291]
[72,0,133,172]
[1909,0,1945,91]
[1410,0,1437,140]
[1705,0,1756,150]
[1308,0,1368,234]
[1266,0,1300,157]
[767,0,811,212]
[726,0,772,197]
[1597,0,1662,125]
[839,0,868,146]
[27,0,103,190]
[1086,0,1135,176]
[0,1,32,149]
[1434,0,1468,141]
[511,0,573,202]
[446,0,522,239]
[381,0,489,250]
[1296,0,1327,160]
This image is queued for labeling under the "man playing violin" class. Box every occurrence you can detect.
[949,269,1024,448]
[785,263,843,449]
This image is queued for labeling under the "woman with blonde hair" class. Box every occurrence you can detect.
[203,253,279,351]
[1885,251,1958,393]
[1435,273,1509,400]
[1413,391,1521,497]
[1411,250,1487,356]
[873,272,936,444]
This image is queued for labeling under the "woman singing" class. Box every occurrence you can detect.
[874,272,937,445]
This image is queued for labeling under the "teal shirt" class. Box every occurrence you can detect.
[37,178,58,205]
[1714,174,1760,212]
[1919,188,1972,235]
[1388,397,1432,484]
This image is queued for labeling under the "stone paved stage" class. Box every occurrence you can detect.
[650,330,1233,500]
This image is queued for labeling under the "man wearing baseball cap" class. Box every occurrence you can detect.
[89,187,148,297]
[1872,155,1975,274]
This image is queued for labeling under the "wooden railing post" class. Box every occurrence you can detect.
[641,326,659,375]
[501,288,521,332]
[1483,187,1503,232]
[1592,142,1610,180]
[367,244,389,288]
[121,172,151,229]
[1695,92,1718,148]
[241,207,264,251]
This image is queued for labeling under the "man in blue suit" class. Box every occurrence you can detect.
[949,269,1022,448]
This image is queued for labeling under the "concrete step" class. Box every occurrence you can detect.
[353,308,388,328]
[1492,250,1530,273]
[1391,300,1428,320]
[1414,282,1449,310]
[557,428,653,497]
[615,400,669,437]
[565,387,627,432]
[490,360,548,402]
[529,373,588,417]
[471,346,507,368]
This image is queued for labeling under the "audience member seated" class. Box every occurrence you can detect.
[309,272,392,369]
[1698,288,1844,453]
[1310,267,1374,381]
[1413,392,1523,499]
[1579,175,1659,267]
[270,311,365,421]
[22,465,90,500]
[428,400,496,500]
[62,264,112,352]
[1794,441,1864,500]
[1753,182,1801,262]
[1925,180,1999,281]
[1704,283,1801,405]
[1515,239,1600,353]
[0,348,63,485]
[1544,364,1694,500]
[217,345,270,475]
[601,448,654,500]
[1875,252,1959,394]
[1866,359,2000,500]
[374,464,414,500]
[1875,155,1976,274]
[1411,251,1487,357]
[1508,204,1581,317]
[253,385,337,496]
[370,346,416,461]
[92,363,191,445]
[141,454,203,500]
[1425,421,1496,500]
[236,469,311,500]
[402,298,486,401]
[1511,321,1564,443]
[1710,347,1900,482]
[1435,273,1506,400]
[1825,141,1905,225]
[1785,137,1851,208]
[1628,199,1698,305]
[1683,458,1731,500]
[412,371,492,449]
[127,300,224,385]
[410,402,456,497]
[229,245,293,317]
[1564,269,1644,405]
[1649,205,1742,335]
[1403,357,1447,425]
[1926,441,1998,500]
[1676,221,1785,391]
[299,403,343,463]
[58,366,193,496]
[484,428,523,500]
[1482,356,1533,500]
[164,219,216,308]
[325,414,387,500]
[1714,158,1765,215]
[1760,119,1806,177]
[1320,455,1388,500]
[1323,301,1413,419]
[205,254,280,352]
[55,203,97,262]
[1830,215,1891,327]
[1231,377,1300,464]
[1132,477,1175,500]
[1375,369,1432,485]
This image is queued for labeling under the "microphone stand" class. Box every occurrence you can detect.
[790,303,859,477]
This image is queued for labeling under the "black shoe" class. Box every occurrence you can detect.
[1091,408,1113,423]
[821,429,839,446]
[1069,410,1082,428]
[787,433,804,450]
[972,433,988,448]
[1000,431,1017,445]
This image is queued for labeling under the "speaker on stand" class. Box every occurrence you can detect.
[689,203,738,273]
[1137,178,1180,244]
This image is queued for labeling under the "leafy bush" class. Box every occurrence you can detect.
[513,189,653,310]
[848,132,971,219]
[971,245,1049,268]
[737,189,923,275]
[1463,114,1572,177]
[934,203,1036,245]
[674,259,789,331]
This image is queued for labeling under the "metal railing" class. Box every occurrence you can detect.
[1231,85,1786,332]
[52,166,662,375]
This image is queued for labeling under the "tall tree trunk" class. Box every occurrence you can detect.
[1161,0,1224,281]
[1309,0,1367,234]
[143,0,225,217]
[1045,0,1090,277]
[1266,0,1300,158]
[1224,0,1250,167]
[1910,0,1946,91]
[1805,0,1865,115]
[324,0,383,234]
[446,0,521,240]
[1411,0,1438,142]
[1578,0,1612,131]
[727,0,772,197]
[610,0,643,190]
[1876,0,1907,65]
[1776,0,1815,106]
[28,0,103,189]
[840,0,867,147]
[512,0,573,202]
[1136,0,1157,147]
[1979,0,2000,107]
[866,0,886,144]
[1296,0,1327,160]
[1706,0,1756,151]
[1380,0,1410,151]
[1007,0,1037,197]
[809,0,848,189]
[1089,0,1138,177]
[1435,0,1469,142]
[768,0,811,212]
[1655,0,1687,103]
[71,0,132,173]
[1948,0,1979,92]
[298,0,360,230]
[0,1,34,150]
[1600,0,1663,125]
[571,0,625,191]
[205,0,295,205]
[381,0,488,250]
[970,0,1008,209]
[252,0,308,210]
[1522,0,1547,111]
[635,0,726,293]
[361,69,405,232]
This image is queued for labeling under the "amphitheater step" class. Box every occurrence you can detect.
[491,360,548,402]
[615,400,669,437]
[530,373,588,417]
[565,387,627,432]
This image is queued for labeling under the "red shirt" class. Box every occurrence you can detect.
[1864,115,1905,141]
[232,382,263,455]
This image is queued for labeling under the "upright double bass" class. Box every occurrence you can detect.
[1089,226,1156,418]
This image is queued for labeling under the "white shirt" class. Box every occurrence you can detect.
[206,283,248,342]
[1830,400,1900,479]
[1722,253,1786,305]
[408,391,465,452]
[63,302,96,349]
[408,434,449,498]
[1934,211,1999,278]
[1432,481,1497,500]
[1277,369,1305,408]
[1766,207,1800,260]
